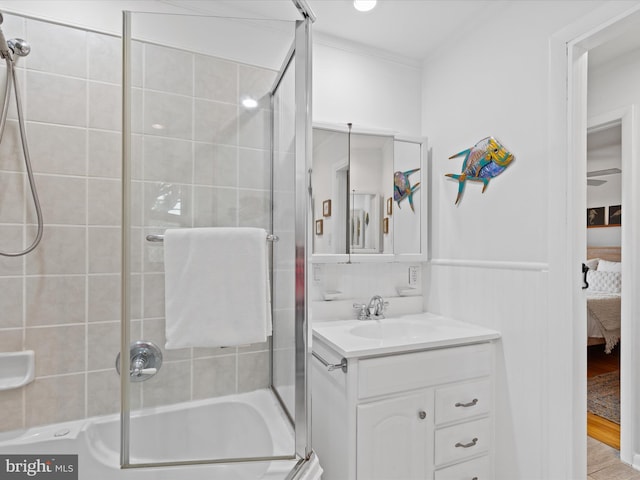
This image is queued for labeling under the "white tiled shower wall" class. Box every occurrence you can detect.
[0,13,276,431]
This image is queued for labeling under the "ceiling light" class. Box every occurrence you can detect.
[242,97,258,109]
[353,0,377,12]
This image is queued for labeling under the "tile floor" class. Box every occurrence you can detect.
[588,436,640,479]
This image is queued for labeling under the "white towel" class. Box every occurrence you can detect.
[163,227,272,349]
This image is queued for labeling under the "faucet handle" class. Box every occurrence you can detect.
[353,303,369,320]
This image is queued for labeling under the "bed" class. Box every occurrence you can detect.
[586,246,621,353]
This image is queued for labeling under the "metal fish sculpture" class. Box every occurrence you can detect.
[446,136,514,205]
[394,168,421,211]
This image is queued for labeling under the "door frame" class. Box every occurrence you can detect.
[548,3,640,476]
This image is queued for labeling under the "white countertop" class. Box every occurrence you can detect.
[312,312,501,358]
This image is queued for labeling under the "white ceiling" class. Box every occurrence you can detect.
[161,0,640,65]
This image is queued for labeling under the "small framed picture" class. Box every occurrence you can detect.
[587,207,605,227]
[323,199,332,217]
[608,205,621,225]
[383,217,389,234]
[315,219,323,235]
[386,197,393,216]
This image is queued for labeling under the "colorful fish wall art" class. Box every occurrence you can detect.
[446,136,515,205]
[393,169,421,212]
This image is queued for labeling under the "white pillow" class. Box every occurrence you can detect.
[585,258,600,270]
[586,270,621,293]
[597,259,622,272]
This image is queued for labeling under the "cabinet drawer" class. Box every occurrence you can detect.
[434,455,490,480]
[435,379,491,425]
[358,343,492,399]
[434,418,490,466]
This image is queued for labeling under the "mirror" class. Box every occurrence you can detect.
[349,133,394,254]
[311,125,426,261]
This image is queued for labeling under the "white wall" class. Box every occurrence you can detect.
[313,38,422,136]
[421,2,614,478]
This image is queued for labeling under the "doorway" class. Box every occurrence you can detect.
[585,121,622,450]
[564,8,640,471]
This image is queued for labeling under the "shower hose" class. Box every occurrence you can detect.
[0,54,43,256]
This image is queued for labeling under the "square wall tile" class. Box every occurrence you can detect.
[25,325,86,377]
[141,361,191,408]
[88,32,121,84]
[194,143,237,187]
[87,369,121,417]
[239,64,276,110]
[0,389,24,431]
[0,172,27,224]
[194,54,237,103]
[238,108,270,150]
[26,19,87,78]
[88,321,120,371]
[26,276,86,326]
[26,71,86,127]
[239,148,270,190]
[28,123,87,176]
[143,182,192,228]
[144,44,193,96]
[238,189,270,228]
[88,178,121,226]
[88,227,120,274]
[194,99,238,145]
[0,121,26,172]
[193,355,237,399]
[193,186,237,228]
[25,374,85,427]
[0,328,23,351]
[144,91,192,140]
[0,225,25,276]
[89,82,121,131]
[143,136,193,184]
[88,274,121,323]
[89,130,121,178]
[238,351,269,393]
[34,175,87,225]
[26,226,86,275]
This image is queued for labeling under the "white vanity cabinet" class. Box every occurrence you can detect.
[311,317,498,480]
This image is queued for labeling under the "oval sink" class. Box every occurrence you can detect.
[350,321,434,340]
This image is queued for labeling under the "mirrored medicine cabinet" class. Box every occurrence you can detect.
[311,124,427,263]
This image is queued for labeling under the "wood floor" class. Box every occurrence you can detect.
[587,344,620,450]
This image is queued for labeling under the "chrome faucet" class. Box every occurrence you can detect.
[353,295,390,320]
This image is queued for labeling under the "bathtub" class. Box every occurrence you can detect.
[0,389,301,479]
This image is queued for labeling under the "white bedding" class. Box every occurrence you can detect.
[587,292,621,353]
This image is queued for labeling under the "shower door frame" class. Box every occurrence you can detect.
[120,8,313,469]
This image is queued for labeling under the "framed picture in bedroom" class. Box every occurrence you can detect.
[315,219,323,235]
[587,207,605,227]
[608,205,621,225]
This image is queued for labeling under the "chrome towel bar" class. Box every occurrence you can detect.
[145,233,279,243]
[312,351,347,373]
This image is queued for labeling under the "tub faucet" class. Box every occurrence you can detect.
[353,295,389,320]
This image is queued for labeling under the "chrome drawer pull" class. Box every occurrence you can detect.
[472,477,478,480]
[418,410,427,420]
[455,398,478,408]
[455,438,478,449]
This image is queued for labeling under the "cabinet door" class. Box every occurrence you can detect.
[357,392,432,480]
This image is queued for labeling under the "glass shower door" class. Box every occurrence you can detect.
[121,7,311,469]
